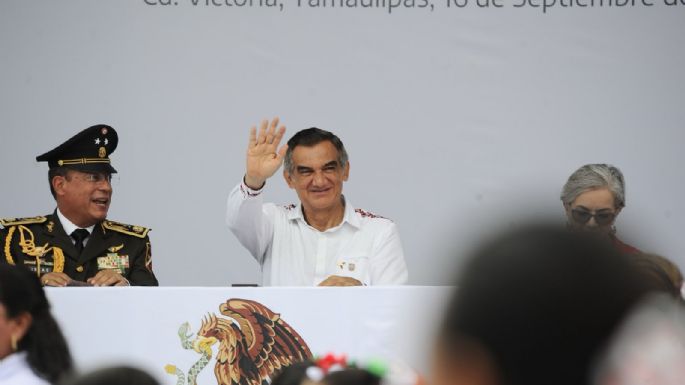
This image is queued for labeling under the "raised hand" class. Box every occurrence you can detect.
[245,118,287,189]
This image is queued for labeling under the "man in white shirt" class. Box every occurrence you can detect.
[226,118,408,286]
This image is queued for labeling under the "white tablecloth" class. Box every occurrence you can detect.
[47,286,452,385]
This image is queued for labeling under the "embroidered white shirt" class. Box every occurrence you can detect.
[226,181,408,286]
[0,352,50,385]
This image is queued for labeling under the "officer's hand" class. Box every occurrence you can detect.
[318,275,363,287]
[245,118,288,189]
[87,270,129,287]
[41,272,72,287]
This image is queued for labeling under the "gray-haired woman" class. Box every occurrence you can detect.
[561,164,639,253]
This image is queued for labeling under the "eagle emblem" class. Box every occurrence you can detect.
[166,298,312,385]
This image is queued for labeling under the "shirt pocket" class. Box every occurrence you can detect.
[334,255,370,285]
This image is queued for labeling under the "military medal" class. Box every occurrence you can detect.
[97,248,130,274]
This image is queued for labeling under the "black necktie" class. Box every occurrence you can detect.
[71,229,90,256]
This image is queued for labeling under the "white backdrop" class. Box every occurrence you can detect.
[1,1,683,286]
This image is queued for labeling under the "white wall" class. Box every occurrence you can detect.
[1,1,683,285]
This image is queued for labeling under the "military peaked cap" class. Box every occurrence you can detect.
[36,124,118,174]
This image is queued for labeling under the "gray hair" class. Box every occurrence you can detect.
[560,164,626,208]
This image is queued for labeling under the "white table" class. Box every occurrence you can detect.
[47,286,452,385]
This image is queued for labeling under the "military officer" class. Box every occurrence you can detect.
[0,124,158,286]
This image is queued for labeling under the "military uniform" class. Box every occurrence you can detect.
[0,213,158,285]
[0,123,159,286]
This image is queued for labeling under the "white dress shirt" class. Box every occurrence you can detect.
[0,352,50,385]
[226,180,408,286]
[56,208,95,246]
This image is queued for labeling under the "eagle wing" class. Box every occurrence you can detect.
[220,298,312,383]
[217,323,260,385]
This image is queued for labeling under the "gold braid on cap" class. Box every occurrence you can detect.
[58,158,110,166]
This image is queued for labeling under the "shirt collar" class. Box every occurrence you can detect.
[343,199,361,229]
[287,196,361,230]
[56,208,95,236]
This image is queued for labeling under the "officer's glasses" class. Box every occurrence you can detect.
[69,173,119,185]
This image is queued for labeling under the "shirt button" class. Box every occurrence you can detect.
[76,266,84,273]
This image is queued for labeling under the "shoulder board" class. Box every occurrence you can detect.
[102,220,150,238]
[0,216,47,227]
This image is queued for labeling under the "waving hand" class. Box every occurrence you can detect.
[244,118,287,189]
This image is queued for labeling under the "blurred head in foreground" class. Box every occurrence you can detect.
[271,360,317,385]
[628,252,684,300]
[432,224,652,385]
[592,294,685,385]
[271,359,382,385]
[62,366,160,385]
[0,264,73,384]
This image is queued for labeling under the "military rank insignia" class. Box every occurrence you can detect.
[102,220,150,238]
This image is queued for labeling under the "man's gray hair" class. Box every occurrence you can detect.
[560,164,626,208]
[283,127,348,174]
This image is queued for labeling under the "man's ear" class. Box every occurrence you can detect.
[342,161,350,182]
[52,175,67,197]
[283,169,294,189]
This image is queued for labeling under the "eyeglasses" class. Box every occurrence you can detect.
[82,173,111,183]
[68,173,119,185]
[571,208,616,226]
